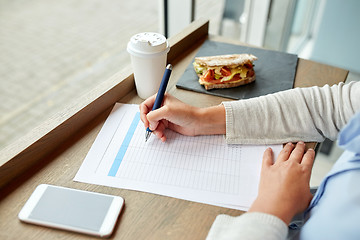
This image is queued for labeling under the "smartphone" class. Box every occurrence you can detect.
[18,184,124,238]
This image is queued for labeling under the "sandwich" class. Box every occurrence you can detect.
[193,54,257,90]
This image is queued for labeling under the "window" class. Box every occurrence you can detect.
[0,0,231,153]
[0,0,159,151]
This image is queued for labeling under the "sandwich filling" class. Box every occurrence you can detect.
[193,63,255,85]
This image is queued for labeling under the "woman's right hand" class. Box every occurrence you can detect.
[139,93,226,142]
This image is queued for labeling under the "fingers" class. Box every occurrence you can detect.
[301,148,315,168]
[139,94,179,142]
[289,142,306,163]
[139,94,157,128]
[288,142,315,167]
[139,93,174,130]
[151,130,167,142]
[152,120,167,142]
[277,142,315,167]
[277,142,294,162]
[262,147,274,169]
[147,105,171,131]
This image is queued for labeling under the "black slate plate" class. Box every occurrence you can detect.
[176,40,298,100]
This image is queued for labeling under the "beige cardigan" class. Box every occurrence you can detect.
[223,81,360,144]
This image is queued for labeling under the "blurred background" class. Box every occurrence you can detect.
[1,0,359,186]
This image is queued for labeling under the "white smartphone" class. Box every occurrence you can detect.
[18,184,124,238]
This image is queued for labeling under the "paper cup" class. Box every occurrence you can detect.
[127,32,170,99]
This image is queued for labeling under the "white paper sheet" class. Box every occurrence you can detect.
[74,103,282,210]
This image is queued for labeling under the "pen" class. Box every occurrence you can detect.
[145,64,173,142]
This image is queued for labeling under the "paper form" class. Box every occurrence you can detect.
[74,103,282,210]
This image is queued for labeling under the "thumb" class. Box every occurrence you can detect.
[262,147,273,169]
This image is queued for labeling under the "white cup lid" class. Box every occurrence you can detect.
[127,32,169,57]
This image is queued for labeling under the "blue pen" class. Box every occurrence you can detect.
[145,64,172,142]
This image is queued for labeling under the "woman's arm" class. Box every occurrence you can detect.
[224,81,360,144]
[140,82,360,143]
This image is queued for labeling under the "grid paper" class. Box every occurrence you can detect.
[74,103,282,210]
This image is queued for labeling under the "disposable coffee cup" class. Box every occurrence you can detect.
[127,32,170,99]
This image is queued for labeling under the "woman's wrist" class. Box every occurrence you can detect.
[249,197,296,225]
[195,104,226,135]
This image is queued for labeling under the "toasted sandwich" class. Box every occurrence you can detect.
[193,54,257,90]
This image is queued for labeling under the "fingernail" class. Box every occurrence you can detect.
[149,124,154,130]
[298,141,305,145]
[287,142,293,146]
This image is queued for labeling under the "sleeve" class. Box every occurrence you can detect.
[206,212,288,240]
[223,81,360,144]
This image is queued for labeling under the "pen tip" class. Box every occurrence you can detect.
[145,131,151,142]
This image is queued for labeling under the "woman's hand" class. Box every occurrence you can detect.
[249,142,315,225]
[139,93,226,141]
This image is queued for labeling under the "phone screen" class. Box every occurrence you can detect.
[28,185,114,232]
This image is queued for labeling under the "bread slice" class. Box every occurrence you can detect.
[195,54,257,68]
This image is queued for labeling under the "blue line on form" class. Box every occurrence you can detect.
[108,112,140,176]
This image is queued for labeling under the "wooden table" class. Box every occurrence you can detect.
[0,19,348,240]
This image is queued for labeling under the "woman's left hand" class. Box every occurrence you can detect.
[248,141,315,225]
